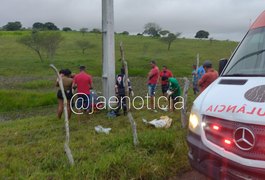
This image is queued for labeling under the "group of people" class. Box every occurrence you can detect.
[111,60,182,116]
[146,60,182,112]
[192,60,219,95]
[56,66,93,119]
[56,59,218,119]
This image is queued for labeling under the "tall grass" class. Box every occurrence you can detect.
[0,90,56,112]
[18,79,54,89]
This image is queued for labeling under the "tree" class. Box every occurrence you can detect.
[62,27,72,32]
[18,30,45,62]
[3,21,22,31]
[143,22,161,37]
[195,30,209,39]
[18,31,63,61]
[80,28,88,36]
[159,30,170,37]
[90,28,101,34]
[32,22,59,31]
[120,31,129,35]
[41,31,63,60]
[32,22,45,30]
[44,22,59,30]
[161,32,181,50]
[76,40,95,54]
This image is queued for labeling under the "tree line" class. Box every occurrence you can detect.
[141,22,210,50]
[0,21,99,33]
[1,21,209,39]
[1,21,124,34]
[1,21,60,31]
[142,22,209,39]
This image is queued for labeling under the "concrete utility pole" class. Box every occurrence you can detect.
[102,0,115,104]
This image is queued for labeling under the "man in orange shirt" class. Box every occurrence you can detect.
[198,61,218,93]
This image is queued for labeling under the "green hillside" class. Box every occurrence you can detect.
[0,31,238,77]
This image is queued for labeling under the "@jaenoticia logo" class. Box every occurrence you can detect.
[233,127,255,151]
[244,85,265,103]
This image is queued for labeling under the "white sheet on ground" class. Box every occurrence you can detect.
[142,116,172,128]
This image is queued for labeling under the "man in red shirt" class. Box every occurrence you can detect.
[147,60,160,111]
[159,65,173,96]
[72,66,93,112]
[198,61,219,93]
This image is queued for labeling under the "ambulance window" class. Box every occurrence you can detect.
[223,27,265,76]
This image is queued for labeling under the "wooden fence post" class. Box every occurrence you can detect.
[119,42,139,146]
[50,64,74,166]
[181,77,190,128]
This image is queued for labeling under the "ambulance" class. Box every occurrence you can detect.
[187,11,265,179]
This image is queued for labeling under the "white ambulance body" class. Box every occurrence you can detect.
[187,11,265,179]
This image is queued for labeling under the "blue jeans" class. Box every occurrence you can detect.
[148,84,156,96]
[76,94,91,110]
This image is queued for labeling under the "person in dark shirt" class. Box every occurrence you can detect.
[114,68,133,115]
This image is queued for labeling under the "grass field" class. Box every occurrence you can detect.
[0,112,190,179]
[0,31,238,77]
[0,30,238,178]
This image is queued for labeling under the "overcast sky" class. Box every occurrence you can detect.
[0,0,264,41]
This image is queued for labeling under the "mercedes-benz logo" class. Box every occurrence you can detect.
[233,127,255,151]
